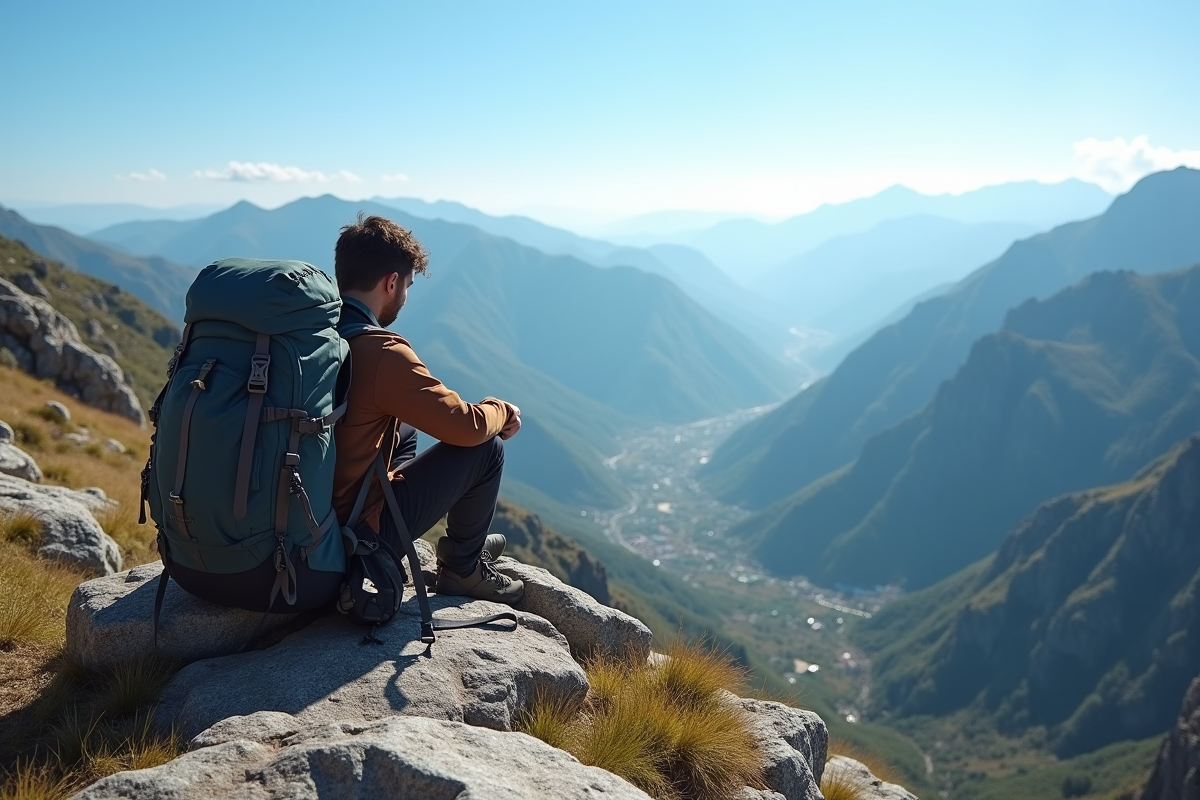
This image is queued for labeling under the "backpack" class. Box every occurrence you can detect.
[143,258,514,647]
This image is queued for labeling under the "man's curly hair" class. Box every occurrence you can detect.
[334,213,429,292]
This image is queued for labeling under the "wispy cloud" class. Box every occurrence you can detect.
[193,161,362,183]
[117,168,167,182]
[381,172,411,183]
[1073,135,1200,193]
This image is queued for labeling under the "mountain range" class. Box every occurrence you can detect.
[732,262,1200,590]
[857,431,1200,758]
[669,178,1113,278]
[703,167,1200,511]
[17,197,794,508]
[0,206,196,322]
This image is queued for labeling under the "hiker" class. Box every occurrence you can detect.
[332,215,525,605]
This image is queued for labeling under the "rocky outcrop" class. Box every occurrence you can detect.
[74,713,654,800]
[1139,675,1200,800]
[824,756,919,800]
[154,594,588,740]
[0,472,121,574]
[736,697,829,800]
[492,500,611,603]
[0,277,143,424]
[495,557,652,660]
[66,562,303,670]
[0,439,42,482]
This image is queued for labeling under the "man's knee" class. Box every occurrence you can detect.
[487,434,504,468]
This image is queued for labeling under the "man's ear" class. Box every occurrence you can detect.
[383,272,399,294]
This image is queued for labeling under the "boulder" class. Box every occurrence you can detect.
[0,278,143,425]
[0,472,121,574]
[44,400,71,423]
[0,419,14,442]
[154,593,588,740]
[493,556,653,660]
[823,756,919,800]
[13,272,50,299]
[736,696,828,800]
[66,562,304,670]
[103,437,126,454]
[0,440,42,482]
[74,713,652,800]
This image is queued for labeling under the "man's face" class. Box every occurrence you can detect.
[378,271,414,327]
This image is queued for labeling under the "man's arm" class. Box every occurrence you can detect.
[369,334,510,446]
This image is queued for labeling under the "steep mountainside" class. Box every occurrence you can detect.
[0,206,195,323]
[856,433,1200,758]
[0,234,176,407]
[737,264,1200,589]
[1138,675,1200,800]
[704,167,1200,510]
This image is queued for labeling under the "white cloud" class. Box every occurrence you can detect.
[193,161,362,183]
[117,168,167,182]
[1073,135,1200,193]
[381,172,411,183]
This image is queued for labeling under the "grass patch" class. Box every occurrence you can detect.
[0,543,82,651]
[1,511,42,549]
[517,639,764,800]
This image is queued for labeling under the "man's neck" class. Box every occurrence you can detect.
[341,290,383,324]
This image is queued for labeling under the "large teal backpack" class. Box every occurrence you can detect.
[142,259,349,614]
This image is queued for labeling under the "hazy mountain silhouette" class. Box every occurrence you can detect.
[703,168,1200,510]
[735,262,1200,591]
[858,431,1200,757]
[87,195,794,506]
[679,179,1112,278]
[13,202,221,236]
[760,215,1036,339]
[0,205,196,322]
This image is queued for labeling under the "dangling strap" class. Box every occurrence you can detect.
[168,358,215,570]
[234,333,271,520]
[372,450,517,645]
[152,531,171,650]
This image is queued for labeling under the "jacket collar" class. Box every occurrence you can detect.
[340,295,381,328]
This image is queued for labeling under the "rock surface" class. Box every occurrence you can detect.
[824,756,919,800]
[0,277,143,424]
[1139,675,1200,800]
[0,472,121,574]
[736,697,829,800]
[494,556,653,660]
[0,419,14,442]
[44,399,71,423]
[66,561,304,670]
[75,713,652,800]
[0,440,42,482]
[155,593,588,740]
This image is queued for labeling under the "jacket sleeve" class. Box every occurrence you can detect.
[370,335,509,446]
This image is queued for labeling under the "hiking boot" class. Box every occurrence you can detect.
[435,533,507,565]
[436,558,524,605]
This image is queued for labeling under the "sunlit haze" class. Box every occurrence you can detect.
[1,0,1198,228]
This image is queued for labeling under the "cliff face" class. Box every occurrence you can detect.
[1139,676,1200,800]
[863,433,1200,756]
[491,498,610,604]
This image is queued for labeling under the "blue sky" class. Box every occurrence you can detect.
[1,0,1197,224]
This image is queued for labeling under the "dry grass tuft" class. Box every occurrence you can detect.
[517,641,764,800]
[0,760,72,800]
[0,543,82,651]
[820,757,877,800]
[1,511,42,548]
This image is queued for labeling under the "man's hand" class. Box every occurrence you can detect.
[500,402,522,440]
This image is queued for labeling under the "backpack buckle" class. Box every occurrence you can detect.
[247,354,271,394]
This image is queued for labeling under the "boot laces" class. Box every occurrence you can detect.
[480,559,512,587]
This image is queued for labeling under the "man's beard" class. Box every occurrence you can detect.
[379,292,403,327]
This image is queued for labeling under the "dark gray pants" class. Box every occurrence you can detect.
[378,424,505,577]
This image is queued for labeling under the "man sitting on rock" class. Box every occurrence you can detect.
[332,215,524,605]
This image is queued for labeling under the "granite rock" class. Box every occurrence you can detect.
[65,561,304,670]
[154,593,588,740]
[1139,675,1200,800]
[736,696,829,800]
[824,756,919,799]
[0,440,42,482]
[494,556,653,660]
[75,713,652,800]
[0,472,121,574]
